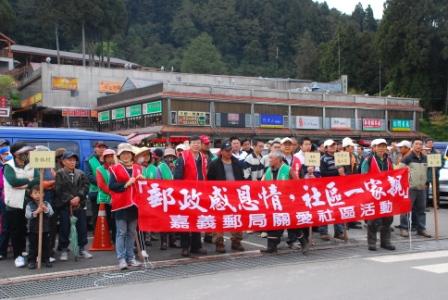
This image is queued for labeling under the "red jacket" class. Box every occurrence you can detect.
[181,150,207,180]
[109,163,142,212]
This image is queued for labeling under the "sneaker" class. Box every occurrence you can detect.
[15,256,26,268]
[141,250,149,258]
[21,251,28,257]
[127,258,142,267]
[417,230,432,238]
[60,251,68,261]
[118,259,128,270]
[260,232,268,238]
[49,257,56,263]
[0,254,4,260]
[400,229,409,238]
[79,250,93,259]
[287,242,300,250]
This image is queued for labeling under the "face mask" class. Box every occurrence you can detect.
[3,154,13,162]
[137,157,145,164]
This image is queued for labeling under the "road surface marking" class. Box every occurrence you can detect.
[413,263,448,274]
[367,250,448,263]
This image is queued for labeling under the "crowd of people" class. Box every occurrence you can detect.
[0,134,442,271]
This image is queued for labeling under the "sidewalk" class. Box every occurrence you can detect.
[0,206,446,281]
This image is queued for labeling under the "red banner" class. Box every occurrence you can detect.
[135,168,410,232]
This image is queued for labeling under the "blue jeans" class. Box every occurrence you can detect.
[400,189,427,231]
[115,218,137,261]
[319,224,344,236]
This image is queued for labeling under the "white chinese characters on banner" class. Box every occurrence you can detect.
[273,213,291,227]
[147,183,176,212]
[236,185,260,211]
[258,184,283,211]
[170,215,190,229]
[179,188,207,212]
[249,214,267,228]
[209,186,237,212]
[296,211,313,225]
[223,215,243,229]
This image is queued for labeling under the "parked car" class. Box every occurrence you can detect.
[428,160,448,203]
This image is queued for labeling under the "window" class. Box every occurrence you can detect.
[90,140,122,150]
[19,140,80,156]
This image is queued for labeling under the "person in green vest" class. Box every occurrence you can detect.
[95,149,117,243]
[85,141,108,231]
[156,148,180,250]
[261,150,309,255]
[133,146,157,179]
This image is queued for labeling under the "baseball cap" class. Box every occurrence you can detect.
[0,139,10,147]
[10,142,34,155]
[273,138,282,143]
[102,149,116,158]
[371,139,388,147]
[323,139,336,148]
[153,148,164,158]
[94,141,108,148]
[176,144,186,151]
[396,140,411,149]
[342,137,355,148]
[281,137,293,144]
[62,151,79,161]
[220,139,232,151]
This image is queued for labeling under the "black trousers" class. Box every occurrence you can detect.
[180,233,202,251]
[28,232,51,263]
[5,208,27,258]
[367,217,393,246]
[267,228,308,249]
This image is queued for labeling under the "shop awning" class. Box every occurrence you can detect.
[128,133,156,145]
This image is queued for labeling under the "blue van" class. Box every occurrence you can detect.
[0,127,126,169]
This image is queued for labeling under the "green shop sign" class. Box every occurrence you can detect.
[126,104,142,117]
[143,100,162,115]
[391,119,412,132]
[112,107,126,120]
[98,111,110,122]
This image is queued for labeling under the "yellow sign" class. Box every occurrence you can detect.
[304,152,321,167]
[52,76,78,91]
[334,152,351,166]
[99,80,122,94]
[427,154,442,168]
[29,151,55,169]
[21,92,42,108]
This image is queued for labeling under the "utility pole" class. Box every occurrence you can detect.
[379,60,382,97]
[338,32,341,78]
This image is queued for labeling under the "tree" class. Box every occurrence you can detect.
[363,5,377,32]
[181,33,227,74]
[295,31,320,80]
[0,0,15,33]
[351,2,365,32]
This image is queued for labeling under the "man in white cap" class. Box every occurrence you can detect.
[361,138,395,251]
[396,140,412,166]
[319,139,345,240]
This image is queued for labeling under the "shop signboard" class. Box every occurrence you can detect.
[391,119,412,132]
[260,114,283,128]
[295,116,321,129]
[177,111,210,126]
[362,118,385,131]
[330,117,352,130]
[143,101,162,115]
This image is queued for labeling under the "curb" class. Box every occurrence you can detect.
[1,236,445,285]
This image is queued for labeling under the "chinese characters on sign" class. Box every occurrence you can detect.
[135,169,411,232]
[29,151,56,169]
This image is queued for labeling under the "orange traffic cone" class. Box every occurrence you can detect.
[90,203,114,251]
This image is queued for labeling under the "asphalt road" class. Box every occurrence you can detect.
[39,248,448,300]
[1,206,447,279]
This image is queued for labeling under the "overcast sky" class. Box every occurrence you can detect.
[316,0,385,19]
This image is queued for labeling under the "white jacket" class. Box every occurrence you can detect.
[4,160,35,209]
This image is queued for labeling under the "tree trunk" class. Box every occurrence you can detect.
[55,23,60,65]
[107,41,111,68]
[82,22,86,67]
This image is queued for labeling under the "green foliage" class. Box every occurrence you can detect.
[0,75,15,96]
[181,33,227,74]
[3,0,447,111]
[420,115,448,140]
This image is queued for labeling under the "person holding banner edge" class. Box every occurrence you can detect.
[261,150,310,255]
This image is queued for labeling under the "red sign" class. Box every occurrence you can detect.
[62,108,95,118]
[0,96,7,108]
[363,118,385,131]
[135,169,410,232]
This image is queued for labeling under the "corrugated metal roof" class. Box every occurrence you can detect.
[10,44,137,66]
